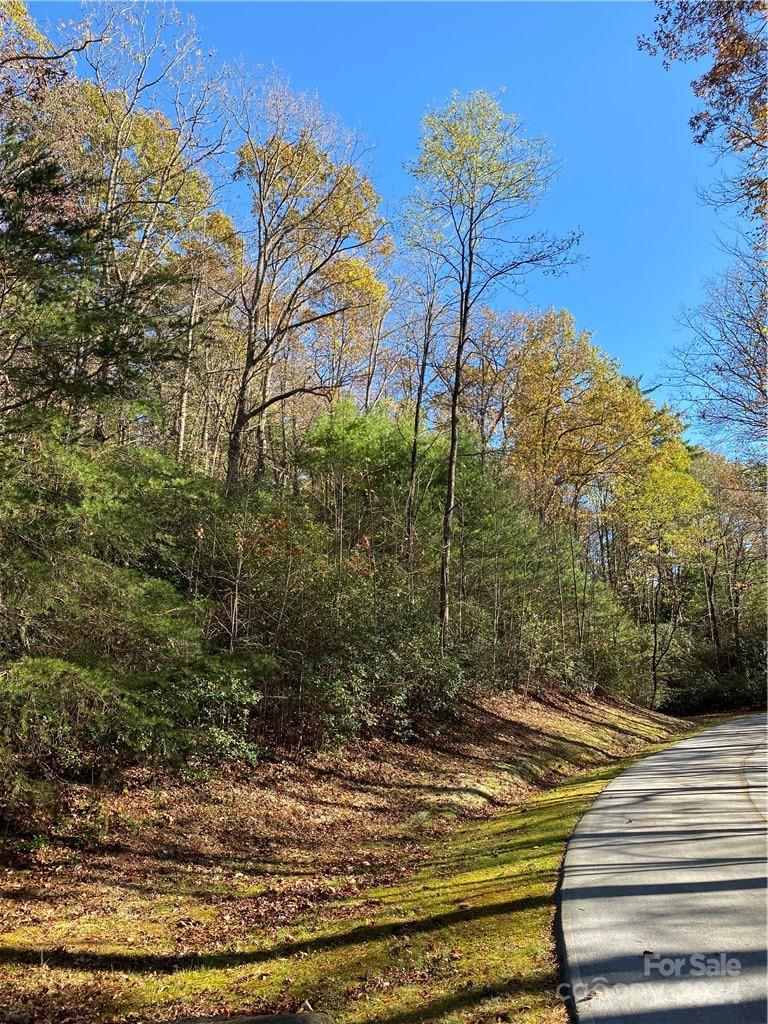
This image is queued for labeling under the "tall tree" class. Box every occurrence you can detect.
[406,92,579,644]
[615,442,708,704]
[0,3,107,421]
[396,249,448,583]
[640,0,767,221]
[225,76,384,485]
[641,2,767,453]
[674,247,767,452]
[0,4,231,427]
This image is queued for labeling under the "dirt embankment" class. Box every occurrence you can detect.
[0,694,686,1024]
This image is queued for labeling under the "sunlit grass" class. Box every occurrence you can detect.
[0,705,715,1023]
[113,757,653,1023]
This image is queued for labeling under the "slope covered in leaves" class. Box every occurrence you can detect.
[0,693,686,1024]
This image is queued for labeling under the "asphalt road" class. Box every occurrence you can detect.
[559,715,768,1024]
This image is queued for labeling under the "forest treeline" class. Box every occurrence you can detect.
[0,3,765,827]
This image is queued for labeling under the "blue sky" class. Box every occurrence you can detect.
[33,1,729,396]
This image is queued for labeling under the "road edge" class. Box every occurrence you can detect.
[554,712,765,1024]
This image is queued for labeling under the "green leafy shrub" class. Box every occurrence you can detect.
[0,655,263,829]
[662,636,767,713]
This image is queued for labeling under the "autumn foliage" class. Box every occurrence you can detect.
[0,4,764,833]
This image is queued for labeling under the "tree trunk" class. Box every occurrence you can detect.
[439,327,465,648]
[552,524,568,678]
[439,257,473,650]
[254,359,274,479]
[702,564,722,667]
[650,546,663,707]
[227,395,248,489]
[227,328,256,488]
[363,317,382,412]
[176,284,200,460]
[404,300,434,591]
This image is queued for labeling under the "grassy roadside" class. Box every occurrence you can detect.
[0,701,714,1024]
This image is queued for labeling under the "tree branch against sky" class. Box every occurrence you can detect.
[405,90,580,646]
[641,0,767,457]
[0,3,764,938]
[224,72,386,485]
[640,0,767,223]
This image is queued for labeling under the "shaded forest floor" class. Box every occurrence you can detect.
[0,694,693,1024]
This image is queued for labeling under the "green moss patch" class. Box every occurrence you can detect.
[0,706,704,1024]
